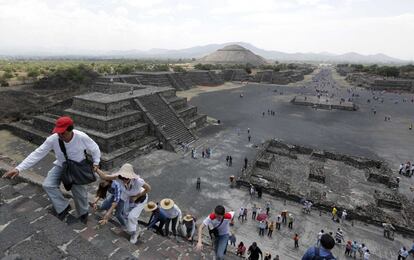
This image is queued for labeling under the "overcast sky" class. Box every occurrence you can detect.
[0,0,413,60]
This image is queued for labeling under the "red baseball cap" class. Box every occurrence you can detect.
[52,116,74,134]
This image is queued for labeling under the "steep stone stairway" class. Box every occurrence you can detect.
[0,172,238,259]
[135,94,196,150]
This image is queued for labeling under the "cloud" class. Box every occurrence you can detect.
[0,0,412,60]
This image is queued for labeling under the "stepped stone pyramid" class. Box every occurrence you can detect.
[198,44,267,66]
[8,82,206,169]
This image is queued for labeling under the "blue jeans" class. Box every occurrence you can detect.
[214,234,229,260]
[42,166,88,215]
[100,195,126,226]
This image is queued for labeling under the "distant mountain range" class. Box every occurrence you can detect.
[0,42,408,64]
[104,42,406,64]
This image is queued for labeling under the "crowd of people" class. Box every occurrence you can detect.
[3,113,414,259]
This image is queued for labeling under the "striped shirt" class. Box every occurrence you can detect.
[335,230,344,241]
[108,181,122,203]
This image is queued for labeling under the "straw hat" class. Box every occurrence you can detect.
[183,214,193,222]
[160,198,175,210]
[144,201,158,212]
[114,163,139,179]
[265,252,270,257]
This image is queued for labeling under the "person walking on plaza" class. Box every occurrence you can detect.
[229,156,233,166]
[244,157,248,170]
[335,228,344,244]
[345,241,352,256]
[281,209,287,223]
[408,241,414,256]
[398,247,409,260]
[196,177,201,190]
[250,185,255,197]
[276,214,282,230]
[247,242,263,260]
[316,230,324,246]
[265,201,271,215]
[238,207,245,222]
[351,241,359,258]
[196,205,234,260]
[160,198,182,240]
[302,233,336,260]
[259,220,266,236]
[229,232,236,247]
[252,204,258,220]
[3,116,101,224]
[294,234,300,248]
[331,206,338,221]
[267,221,275,238]
[243,207,248,221]
[341,209,347,223]
[288,213,294,229]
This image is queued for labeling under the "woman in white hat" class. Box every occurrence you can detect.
[160,198,182,239]
[95,163,151,244]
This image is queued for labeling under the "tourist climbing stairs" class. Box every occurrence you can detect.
[0,170,238,259]
[135,93,196,151]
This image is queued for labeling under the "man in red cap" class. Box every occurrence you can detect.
[3,116,101,223]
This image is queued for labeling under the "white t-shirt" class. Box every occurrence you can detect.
[203,211,234,236]
[16,130,101,172]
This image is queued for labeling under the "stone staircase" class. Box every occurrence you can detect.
[260,70,273,83]
[185,71,224,86]
[0,173,238,260]
[167,73,193,90]
[133,73,172,87]
[136,94,196,150]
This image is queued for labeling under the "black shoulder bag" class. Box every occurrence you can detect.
[208,217,224,240]
[59,139,96,191]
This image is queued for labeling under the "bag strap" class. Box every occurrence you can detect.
[214,216,225,229]
[58,139,69,161]
[209,215,225,231]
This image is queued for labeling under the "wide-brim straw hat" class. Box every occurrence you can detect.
[114,163,139,179]
[144,201,158,212]
[160,198,175,210]
[183,214,193,222]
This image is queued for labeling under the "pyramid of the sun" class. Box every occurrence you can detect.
[198,44,267,66]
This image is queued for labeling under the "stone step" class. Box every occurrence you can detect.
[177,106,197,119]
[0,176,238,259]
[0,178,113,260]
[136,94,196,151]
[65,108,143,134]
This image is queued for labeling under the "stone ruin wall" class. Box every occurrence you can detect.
[237,139,413,235]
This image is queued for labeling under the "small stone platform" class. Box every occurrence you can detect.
[291,95,358,111]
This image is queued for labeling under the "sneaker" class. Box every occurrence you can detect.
[57,205,72,221]
[130,231,139,244]
[79,213,88,224]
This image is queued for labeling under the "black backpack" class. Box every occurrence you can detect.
[312,247,336,260]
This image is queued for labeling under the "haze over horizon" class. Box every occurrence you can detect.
[1,0,413,60]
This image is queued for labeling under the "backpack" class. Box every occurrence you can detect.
[312,247,336,260]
